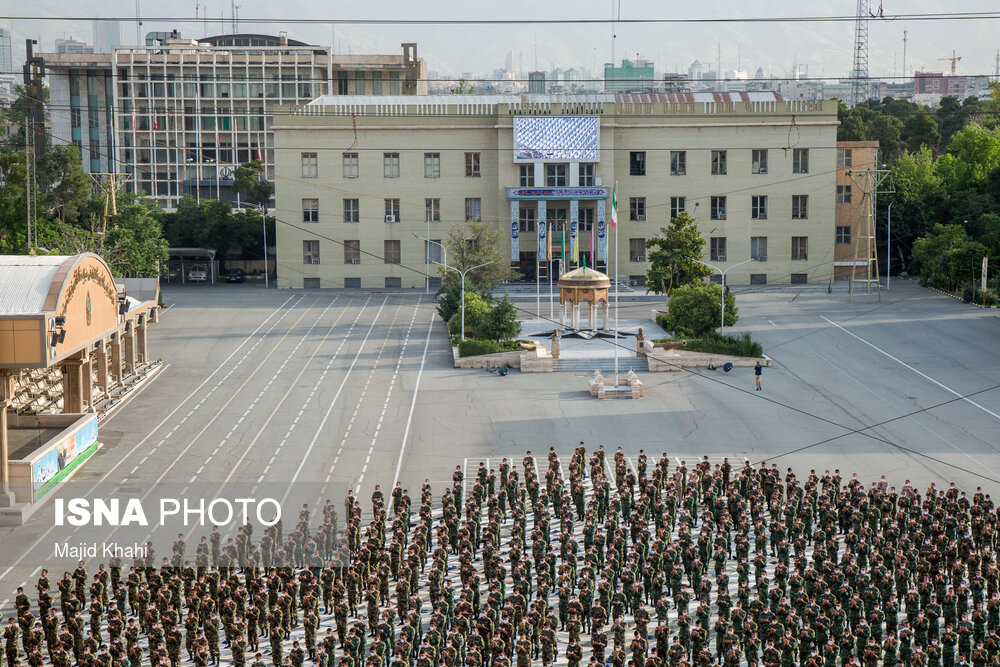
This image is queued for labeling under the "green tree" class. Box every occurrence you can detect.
[100,193,170,277]
[36,145,91,225]
[662,283,738,336]
[0,150,29,253]
[911,223,987,290]
[837,102,867,141]
[474,295,522,342]
[937,96,966,146]
[904,112,941,153]
[935,124,1000,192]
[866,114,905,158]
[443,220,521,291]
[451,79,476,94]
[644,212,712,306]
[232,160,273,207]
[446,291,491,338]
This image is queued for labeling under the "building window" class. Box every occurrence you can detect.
[303,240,320,265]
[425,240,443,263]
[752,149,768,174]
[337,72,348,95]
[424,153,440,178]
[629,238,646,263]
[793,148,809,174]
[385,199,400,222]
[384,152,400,178]
[342,152,359,178]
[629,197,646,221]
[751,236,768,261]
[837,148,853,168]
[792,195,809,219]
[670,197,686,219]
[518,207,536,232]
[465,152,481,177]
[579,163,595,186]
[790,273,808,284]
[750,273,767,285]
[344,240,360,264]
[354,71,365,95]
[384,240,401,264]
[465,198,482,222]
[302,198,319,223]
[301,152,318,178]
[792,236,809,260]
[836,185,852,204]
[670,150,686,175]
[343,199,360,223]
[710,237,727,262]
[579,207,594,232]
[629,151,646,176]
[711,150,727,175]
[751,195,768,220]
[710,196,727,220]
[519,164,535,187]
[372,72,382,95]
[545,163,568,186]
[425,198,440,222]
[836,226,852,244]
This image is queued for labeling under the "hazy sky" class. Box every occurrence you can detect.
[5,1,1000,82]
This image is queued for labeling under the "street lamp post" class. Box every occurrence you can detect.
[242,202,269,288]
[886,198,895,290]
[432,259,497,339]
[687,256,758,333]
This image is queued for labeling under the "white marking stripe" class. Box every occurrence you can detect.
[821,315,1000,422]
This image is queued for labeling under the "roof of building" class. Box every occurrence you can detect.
[0,255,74,315]
[559,266,611,285]
[307,91,786,107]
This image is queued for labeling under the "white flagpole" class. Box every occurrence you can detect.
[614,180,619,386]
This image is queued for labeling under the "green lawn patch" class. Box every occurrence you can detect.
[651,331,763,358]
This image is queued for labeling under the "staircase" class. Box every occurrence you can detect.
[552,357,649,373]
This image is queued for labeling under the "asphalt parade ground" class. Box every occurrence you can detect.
[0,278,998,613]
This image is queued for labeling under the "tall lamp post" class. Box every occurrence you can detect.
[687,256,758,333]
[242,202,269,288]
[432,259,497,339]
[886,198,895,290]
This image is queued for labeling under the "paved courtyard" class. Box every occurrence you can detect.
[0,279,998,611]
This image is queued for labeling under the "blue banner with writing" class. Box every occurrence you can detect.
[597,201,607,261]
[510,200,519,261]
[537,201,547,261]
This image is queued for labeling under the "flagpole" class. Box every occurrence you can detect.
[614,180,619,386]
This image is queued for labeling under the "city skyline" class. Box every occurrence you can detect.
[2,0,1000,82]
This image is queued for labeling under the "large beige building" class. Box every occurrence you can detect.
[273,93,839,289]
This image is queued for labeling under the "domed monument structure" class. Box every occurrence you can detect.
[558,266,611,331]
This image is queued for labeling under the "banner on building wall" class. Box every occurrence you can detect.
[570,200,579,262]
[538,201,548,261]
[597,201,608,261]
[510,201,519,261]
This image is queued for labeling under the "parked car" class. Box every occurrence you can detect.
[225,268,245,283]
[187,265,208,282]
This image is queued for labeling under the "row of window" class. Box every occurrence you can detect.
[629,148,811,176]
[303,232,853,267]
[302,152,483,179]
[302,239,442,266]
[302,197,483,224]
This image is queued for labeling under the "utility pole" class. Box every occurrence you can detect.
[23,39,45,253]
[848,153,894,302]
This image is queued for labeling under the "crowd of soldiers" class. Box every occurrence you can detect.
[4,445,1000,667]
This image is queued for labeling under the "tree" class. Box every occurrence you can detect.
[451,79,476,94]
[644,212,712,306]
[99,193,170,277]
[662,283,738,336]
[866,114,905,158]
[446,291,492,337]
[474,295,522,342]
[911,223,987,291]
[443,220,521,291]
[904,113,941,153]
[232,160,273,207]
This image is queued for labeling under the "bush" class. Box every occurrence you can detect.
[457,339,525,357]
[444,291,491,337]
[662,283,738,336]
[474,295,522,342]
[436,283,462,322]
[651,332,763,358]
[962,285,998,305]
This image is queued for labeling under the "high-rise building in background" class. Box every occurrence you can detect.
[528,71,546,94]
[604,58,654,92]
[55,37,95,54]
[92,21,121,53]
[40,34,426,209]
[0,28,12,76]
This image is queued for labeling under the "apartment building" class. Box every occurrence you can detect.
[833,141,880,279]
[40,37,426,209]
[273,93,840,289]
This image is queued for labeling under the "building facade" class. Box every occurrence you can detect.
[40,37,426,209]
[273,93,839,289]
[604,59,654,92]
[833,140,880,279]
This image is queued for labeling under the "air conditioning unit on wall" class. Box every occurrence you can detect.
[385,215,396,223]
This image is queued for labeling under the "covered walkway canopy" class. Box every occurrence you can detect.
[0,254,159,517]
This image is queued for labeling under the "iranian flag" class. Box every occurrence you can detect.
[610,187,618,227]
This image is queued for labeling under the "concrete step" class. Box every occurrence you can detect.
[551,357,649,373]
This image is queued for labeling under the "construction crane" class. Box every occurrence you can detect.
[938,50,961,75]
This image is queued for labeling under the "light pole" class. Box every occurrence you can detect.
[886,198,895,290]
[412,233,446,295]
[432,259,497,339]
[687,256,758,333]
[241,202,269,288]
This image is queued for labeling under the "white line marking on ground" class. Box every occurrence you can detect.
[392,309,436,488]
[821,315,1000,422]
[768,320,777,327]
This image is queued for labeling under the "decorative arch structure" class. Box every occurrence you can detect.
[558,267,611,330]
